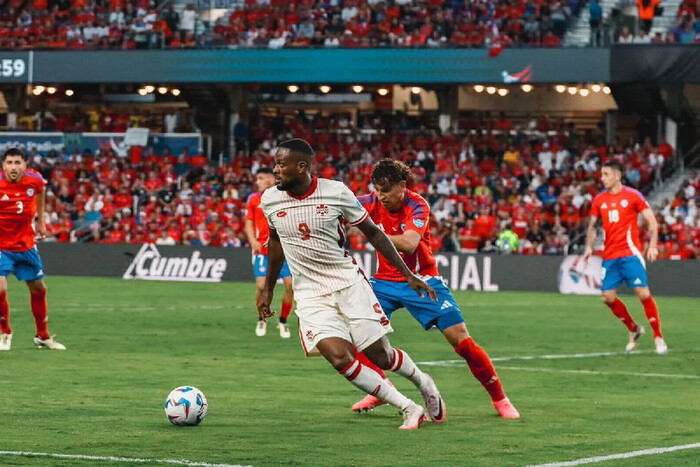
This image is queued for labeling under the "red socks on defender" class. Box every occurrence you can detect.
[606,298,637,332]
[455,337,506,402]
[641,296,662,338]
[279,301,293,323]
[0,292,10,334]
[30,289,50,339]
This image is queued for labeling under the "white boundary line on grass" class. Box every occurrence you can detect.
[496,365,700,380]
[418,348,699,366]
[529,442,700,466]
[0,451,252,467]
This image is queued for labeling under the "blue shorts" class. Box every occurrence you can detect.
[0,247,45,281]
[252,254,291,279]
[370,277,464,331]
[601,255,648,291]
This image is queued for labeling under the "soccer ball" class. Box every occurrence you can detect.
[164,386,208,426]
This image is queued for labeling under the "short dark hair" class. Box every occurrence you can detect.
[256,167,273,176]
[371,159,411,187]
[2,147,27,162]
[277,138,315,161]
[603,160,624,173]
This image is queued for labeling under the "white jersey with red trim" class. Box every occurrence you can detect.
[261,176,369,299]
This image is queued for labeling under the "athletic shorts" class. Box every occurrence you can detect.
[601,255,648,291]
[0,247,45,281]
[252,254,291,279]
[370,276,465,332]
[295,279,393,357]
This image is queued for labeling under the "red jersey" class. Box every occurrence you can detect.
[359,190,439,282]
[0,170,46,251]
[245,192,270,255]
[591,186,650,260]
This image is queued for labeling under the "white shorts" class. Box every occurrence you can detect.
[296,279,393,357]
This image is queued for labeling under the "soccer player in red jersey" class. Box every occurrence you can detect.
[584,160,667,355]
[353,159,520,419]
[0,148,65,351]
[244,167,294,339]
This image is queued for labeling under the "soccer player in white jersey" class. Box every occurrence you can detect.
[258,138,444,430]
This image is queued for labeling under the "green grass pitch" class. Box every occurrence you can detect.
[1,277,698,466]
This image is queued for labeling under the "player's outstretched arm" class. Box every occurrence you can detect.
[583,215,598,263]
[257,228,285,322]
[356,217,436,301]
[641,208,659,262]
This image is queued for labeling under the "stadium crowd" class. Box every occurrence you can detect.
[27,112,699,260]
[0,0,585,50]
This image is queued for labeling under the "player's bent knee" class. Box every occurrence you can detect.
[364,346,393,369]
[636,288,651,301]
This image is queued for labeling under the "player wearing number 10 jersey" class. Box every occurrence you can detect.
[584,160,667,355]
[0,148,65,351]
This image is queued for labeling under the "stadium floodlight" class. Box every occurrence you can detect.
[473,85,484,93]
[603,86,611,94]
[32,85,45,95]
[287,85,299,93]
[352,85,364,93]
[486,86,496,95]
[47,87,57,94]
[520,84,533,93]
[65,89,74,96]
[497,88,509,96]
[411,87,421,95]
[567,86,578,95]
[171,88,181,96]
[138,88,148,96]
[591,84,601,93]
[579,88,590,97]
[554,85,566,93]
[377,88,389,96]
[144,85,155,93]
[158,87,168,94]
[319,85,331,94]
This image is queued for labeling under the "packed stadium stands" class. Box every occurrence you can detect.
[27,110,699,259]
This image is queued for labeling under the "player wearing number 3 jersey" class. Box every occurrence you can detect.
[584,160,666,355]
[258,138,444,430]
[0,148,65,351]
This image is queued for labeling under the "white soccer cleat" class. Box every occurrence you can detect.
[654,337,668,355]
[399,403,428,430]
[420,373,446,423]
[625,325,645,353]
[0,333,12,351]
[278,321,291,339]
[33,335,66,350]
[255,320,267,337]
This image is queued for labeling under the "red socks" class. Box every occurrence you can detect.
[455,337,506,402]
[280,301,293,323]
[356,350,387,379]
[0,292,10,334]
[606,298,637,332]
[30,289,50,339]
[641,296,662,338]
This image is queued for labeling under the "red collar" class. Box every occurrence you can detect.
[288,176,318,200]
